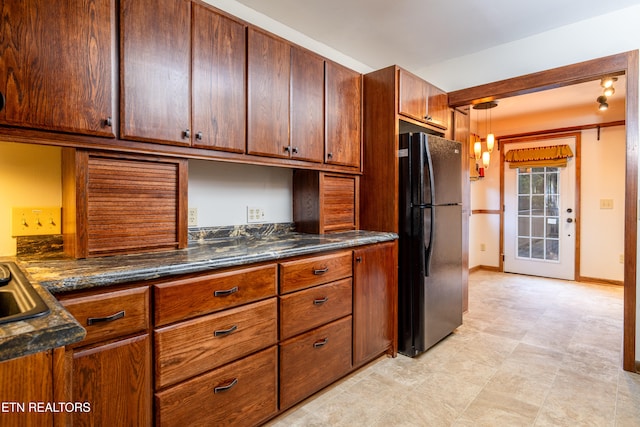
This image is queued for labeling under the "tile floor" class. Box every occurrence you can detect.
[266,270,640,426]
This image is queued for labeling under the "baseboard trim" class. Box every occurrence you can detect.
[579,276,624,286]
[469,265,500,273]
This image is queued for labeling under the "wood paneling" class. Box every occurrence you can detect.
[0,0,115,137]
[453,107,470,312]
[192,4,246,152]
[247,28,290,158]
[120,0,191,145]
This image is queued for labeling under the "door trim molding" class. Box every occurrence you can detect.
[449,50,638,372]
[499,132,581,281]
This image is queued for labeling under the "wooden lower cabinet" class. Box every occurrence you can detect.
[353,241,398,366]
[0,351,54,427]
[155,346,278,427]
[279,316,352,410]
[69,335,152,426]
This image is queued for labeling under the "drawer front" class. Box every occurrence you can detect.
[280,278,352,340]
[279,316,352,409]
[280,250,352,294]
[154,264,277,326]
[61,286,149,348]
[155,298,277,388]
[155,346,278,427]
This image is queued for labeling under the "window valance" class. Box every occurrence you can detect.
[504,144,574,168]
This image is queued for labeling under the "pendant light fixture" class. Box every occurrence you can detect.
[472,100,498,172]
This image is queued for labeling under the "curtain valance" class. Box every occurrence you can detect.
[504,144,574,168]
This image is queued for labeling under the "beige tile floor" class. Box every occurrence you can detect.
[267,270,640,426]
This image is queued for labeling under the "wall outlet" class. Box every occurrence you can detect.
[11,207,61,236]
[620,254,624,264]
[480,243,486,251]
[188,208,198,227]
[600,199,614,209]
[247,206,265,223]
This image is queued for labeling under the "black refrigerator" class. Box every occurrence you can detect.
[398,132,463,357]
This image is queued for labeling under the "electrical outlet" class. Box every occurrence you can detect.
[247,206,265,223]
[480,243,486,251]
[620,254,624,264]
[188,208,198,227]
[12,207,61,236]
[600,199,614,209]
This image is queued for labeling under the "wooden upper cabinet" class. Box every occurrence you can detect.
[192,5,246,153]
[290,47,324,163]
[247,28,290,158]
[0,0,115,137]
[325,61,361,168]
[398,68,448,129]
[120,0,191,146]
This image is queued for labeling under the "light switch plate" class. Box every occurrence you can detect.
[600,199,614,209]
[12,207,61,236]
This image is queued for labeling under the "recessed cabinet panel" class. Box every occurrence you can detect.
[192,5,246,153]
[291,47,324,163]
[120,0,191,145]
[247,29,290,158]
[0,0,115,137]
[325,61,361,168]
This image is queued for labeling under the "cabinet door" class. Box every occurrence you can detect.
[0,0,115,137]
[70,335,152,426]
[427,84,449,129]
[192,5,246,153]
[290,47,324,163]
[353,241,398,366]
[325,61,361,168]
[0,351,53,426]
[247,29,290,158]
[398,69,428,122]
[120,0,191,146]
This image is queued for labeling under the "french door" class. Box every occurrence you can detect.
[503,138,576,280]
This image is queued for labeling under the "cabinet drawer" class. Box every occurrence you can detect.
[155,298,277,388]
[60,286,149,348]
[154,264,277,326]
[280,251,352,294]
[280,278,352,340]
[155,346,278,427]
[279,316,352,409]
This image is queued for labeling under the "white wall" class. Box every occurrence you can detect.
[0,143,61,256]
[188,160,292,227]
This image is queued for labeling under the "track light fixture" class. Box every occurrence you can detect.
[597,77,617,110]
[597,95,608,111]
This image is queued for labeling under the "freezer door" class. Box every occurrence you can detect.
[424,135,462,205]
[415,204,463,352]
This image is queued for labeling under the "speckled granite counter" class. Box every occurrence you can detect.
[1,230,395,361]
[21,230,397,293]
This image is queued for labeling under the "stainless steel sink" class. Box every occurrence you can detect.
[0,262,50,324]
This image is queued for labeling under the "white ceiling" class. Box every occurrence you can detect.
[235,0,633,120]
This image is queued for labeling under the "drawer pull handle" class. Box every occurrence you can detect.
[214,378,238,394]
[87,310,125,326]
[214,286,239,297]
[313,267,329,275]
[313,338,329,348]
[313,297,329,305]
[214,325,238,337]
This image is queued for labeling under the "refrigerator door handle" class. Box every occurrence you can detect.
[424,208,434,276]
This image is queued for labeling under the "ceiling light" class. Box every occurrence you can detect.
[596,95,608,111]
[601,77,618,89]
[603,86,615,97]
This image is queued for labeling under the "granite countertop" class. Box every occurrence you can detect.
[1,230,396,361]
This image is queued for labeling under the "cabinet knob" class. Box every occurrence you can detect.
[196,131,203,141]
[0,91,6,112]
[327,152,333,160]
[355,257,362,263]
[283,146,291,153]
[183,129,191,139]
[424,115,432,121]
[292,147,299,154]
[104,117,113,127]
